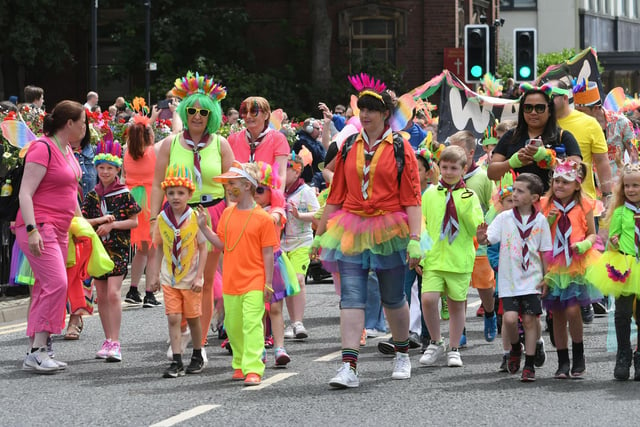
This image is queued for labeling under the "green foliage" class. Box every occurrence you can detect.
[497,44,578,81]
[537,48,576,75]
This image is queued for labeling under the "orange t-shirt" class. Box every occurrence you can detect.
[540,196,594,243]
[327,132,422,214]
[217,205,279,295]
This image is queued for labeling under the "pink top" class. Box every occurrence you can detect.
[16,137,81,230]
[228,129,290,166]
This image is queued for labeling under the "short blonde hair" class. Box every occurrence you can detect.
[439,145,467,168]
[242,162,262,194]
[448,130,476,154]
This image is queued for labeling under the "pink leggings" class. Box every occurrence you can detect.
[16,224,69,337]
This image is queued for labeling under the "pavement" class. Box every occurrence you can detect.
[0,294,29,323]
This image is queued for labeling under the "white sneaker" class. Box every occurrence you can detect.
[365,328,385,338]
[284,324,294,340]
[166,328,192,361]
[391,352,412,379]
[419,342,446,366]
[22,348,60,374]
[293,321,308,339]
[329,362,359,388]
[447,350,463,367]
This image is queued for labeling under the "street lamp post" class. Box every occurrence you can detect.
[145,0,151,106]
[90,0,98,92]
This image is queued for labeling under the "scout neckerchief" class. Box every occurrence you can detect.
[160,204,193,279]
[624,200,640,262]
[463,161,480,181]
[552,198,576,265]
[439,178,465,244]
[183,130,209,189]
[513,207,538,271]
[359,126,392,200]
[95,179,129,242]
[246,126,271,162]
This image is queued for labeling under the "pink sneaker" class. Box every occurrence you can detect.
[106,341,122,362]
[96,339,112,359]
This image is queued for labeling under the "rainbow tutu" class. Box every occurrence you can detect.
[585,250,640,297]
[319,209,420,271]
[271,250,300,303]
[542,280,602,311]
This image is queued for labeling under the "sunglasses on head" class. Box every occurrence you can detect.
[186,107,210,117]
[523,103,547,114]
[256,186,268,194]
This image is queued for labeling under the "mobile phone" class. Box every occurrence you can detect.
[529,138,543,148]
[157,99,171,109]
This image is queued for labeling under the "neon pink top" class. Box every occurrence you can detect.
[228,129,290,167]
[16,137,81,230]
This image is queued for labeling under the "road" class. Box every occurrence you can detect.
[0,283,637,426]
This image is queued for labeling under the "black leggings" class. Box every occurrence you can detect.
[614,295,640,349]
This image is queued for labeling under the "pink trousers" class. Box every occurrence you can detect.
[16,224,69,337]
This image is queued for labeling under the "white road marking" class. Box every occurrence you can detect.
[468,299,482,308]
[314,350,342,362]
[243,372,298,390]
[149,404,220,427]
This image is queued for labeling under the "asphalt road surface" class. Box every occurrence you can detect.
[0,283,637,426]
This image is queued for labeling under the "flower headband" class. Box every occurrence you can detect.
[348,73,387,102]
[172,71,227,101]
[553,160,582,183]
[162,164,195,192]
[94,136,122,167]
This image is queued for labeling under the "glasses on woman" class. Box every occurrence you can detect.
[256,186,268,194]
[523,103,547,114]
[239,104,261,118]
[186,107,210,117]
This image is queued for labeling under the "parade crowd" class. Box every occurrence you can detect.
[2,70,640,387]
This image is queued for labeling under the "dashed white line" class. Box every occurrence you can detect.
[314,350,342,362]
[242,372,298,390]
[149,404,220,427]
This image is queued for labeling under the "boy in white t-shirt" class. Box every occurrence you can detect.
[477,173,552,382]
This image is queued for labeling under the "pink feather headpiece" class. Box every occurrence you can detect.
[553,160,582,183]
[348,73,387,102]
[172,71,227,101]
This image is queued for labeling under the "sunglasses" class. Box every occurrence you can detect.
[239,105,261,117]
[256,186,268,194]
[523,103,547,114]
[186,107,210,117]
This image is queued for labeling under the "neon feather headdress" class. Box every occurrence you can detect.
[127,97,150,116]
[483,122,498,146]
[256,161,280,189]
[132,113,151,127]
[171,71,227,101]
[482,73,503,97]
[348,73,387,103]
[162,164,195,192]
[94,134,122,167]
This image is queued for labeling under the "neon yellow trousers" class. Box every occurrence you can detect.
[223,290,265,376]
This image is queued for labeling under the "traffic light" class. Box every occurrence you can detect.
[514,28,537,82]
[464,24,489,83]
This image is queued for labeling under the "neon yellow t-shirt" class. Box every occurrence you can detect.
[557,109,607,199]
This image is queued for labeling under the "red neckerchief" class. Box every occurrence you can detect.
[513,206,538,271]
[439,178,465,243]
[246,126,271,162]
[95,179,127,198]
[552,197,576,264]
[162,204,193,278]
[285,177,305,198]
[463,161,479,181]
[183,130,210,189]
[624,200,640,261]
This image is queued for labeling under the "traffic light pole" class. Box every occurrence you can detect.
[489,25,496,75]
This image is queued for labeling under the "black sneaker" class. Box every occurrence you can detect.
[554,361,571,379]
[143,293,162,308]
[498,354,508,372]
[571,356,586,378]
[614,347,632,380]
[377,339,395,356]
[163,362,185,378]
[592,301,608,316]
[581,305,594,324]
[186,357,204,374]
[534,339,546,367]
[125,289,142,305]
[408,332,421,349]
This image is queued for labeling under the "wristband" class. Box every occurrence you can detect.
[409,233,420,241]
[508,152,523,168]
[265,285,274,293]
[28,228,39,236]
[149,217,157,222]
[407,239,422,260]
[533,146,547,162]
[312,235,322,249]
[574,239,593,254]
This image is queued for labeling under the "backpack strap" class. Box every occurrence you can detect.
[340,132,405,187]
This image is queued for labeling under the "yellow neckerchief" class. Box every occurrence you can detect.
[354,129,394,201]
[157,211,199,285]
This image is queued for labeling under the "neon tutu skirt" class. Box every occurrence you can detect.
[318,209,428,272]
[9,241,34,286]
[271,250,300,303]
[585,250,640,297]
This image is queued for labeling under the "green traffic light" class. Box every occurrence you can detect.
[519,66,532,79]
[470,65,483,78]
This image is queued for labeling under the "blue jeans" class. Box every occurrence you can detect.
[364,272,387,331]
[338,261,406,310]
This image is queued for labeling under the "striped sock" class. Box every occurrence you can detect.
[342,348,359,372]
[393,339,410,354]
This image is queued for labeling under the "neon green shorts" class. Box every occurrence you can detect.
[422,270,471,302]
[286,246,311,276]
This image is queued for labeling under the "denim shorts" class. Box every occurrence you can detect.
[337,261,406,309]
